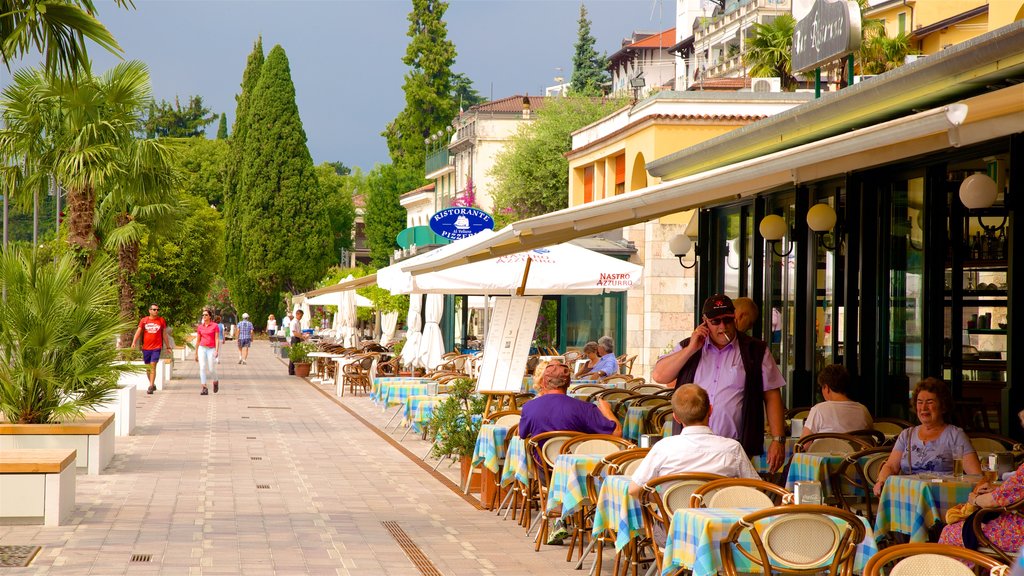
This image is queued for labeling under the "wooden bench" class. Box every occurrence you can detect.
[0,448,76,525]
[0,413,115,474]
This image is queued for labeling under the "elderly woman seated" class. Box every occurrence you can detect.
[873,377,982,496]
[938,409,1024,555]
[574,341,600,379]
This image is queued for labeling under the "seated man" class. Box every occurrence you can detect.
[590,335,619,377]
[801,364,872,437]
[629,383,759,498]
[520,362,622,440]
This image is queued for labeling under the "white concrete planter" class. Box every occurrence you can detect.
[0,449,76,526]
[0,413,115,475]
[161,358,173,381]
[93,383,135,436]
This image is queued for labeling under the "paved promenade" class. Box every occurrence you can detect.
[0,341,583,575]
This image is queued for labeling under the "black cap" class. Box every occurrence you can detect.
[702,294,735,319]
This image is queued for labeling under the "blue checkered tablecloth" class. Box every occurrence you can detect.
[402,395,438,433]
[873,474,974,543]
[371,376,430,404]
[591,475,644,551]
[501,436,529,487]
[545,454,602,519]
[662,507,878,576]
[622,406,655,443]
[377,380,433,409]
[785,452,846,494]
[471,424,509,474]
[752,436,797,474]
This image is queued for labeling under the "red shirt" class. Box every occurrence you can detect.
[138,316,167,350]
[196,322,219,348]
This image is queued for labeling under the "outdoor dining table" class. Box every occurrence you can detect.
[662,507,879,576]
[306,351,342,383]
[752,435,797,474]
[591,474,644,553]
[784,451,852,497]
[402,395,439,433]
[471,424,510,474]
[545,454,603,520]
[372,377,433,408]
[622,405,655,443]
[370,376,428,402]
[501,436,529,488]
[873,473,975,542]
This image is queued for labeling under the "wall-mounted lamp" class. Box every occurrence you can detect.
[806,203,839,250]
[669,233,697,269]
[959,172,1007,233]
[758,214,793,257]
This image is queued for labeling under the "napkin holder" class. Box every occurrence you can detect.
[794,481,822,505]
[639,434,662,449]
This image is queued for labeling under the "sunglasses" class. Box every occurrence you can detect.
[150,308,159,311]
[706,316,735,326]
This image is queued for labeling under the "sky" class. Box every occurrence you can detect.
[80,0,676,172]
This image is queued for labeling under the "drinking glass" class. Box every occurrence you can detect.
[952,446,965,479]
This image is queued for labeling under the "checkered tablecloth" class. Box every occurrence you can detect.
[752,436,797,474]
[785,452,846,494]
[403,395,438,433]
[371,376,430,403]
[377,381,434,409]
[471,424,509,473]
[623,406,655,443]
[501,436,529,487]
[591,475,644,551]
[545,454,602,519]
[873,474,973,542]
[662,508,878,576]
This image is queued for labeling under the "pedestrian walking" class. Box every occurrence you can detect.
[196,308,220,395]
[237,313,254,364]
[288,309,306,376]
[266,314,277,336]
[130,303,171,395]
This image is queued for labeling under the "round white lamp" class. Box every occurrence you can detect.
[806,203,837,233]
[959,173,998,209]
[668,234,692,257]
[759,214,788,241]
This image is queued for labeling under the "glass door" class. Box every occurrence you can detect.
[762,195,798,406]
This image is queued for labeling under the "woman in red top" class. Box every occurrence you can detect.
[195,308,220,395]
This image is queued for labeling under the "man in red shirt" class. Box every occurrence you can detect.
[131,303,171,395]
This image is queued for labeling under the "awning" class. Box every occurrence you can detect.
[405,84,1024,274]
[297,274,377,298]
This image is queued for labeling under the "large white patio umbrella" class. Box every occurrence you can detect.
[338,288,357,346]
[380,311,399,346]
[400,294,423,368]
[418,293,445,370]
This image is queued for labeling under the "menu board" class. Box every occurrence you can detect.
[475,296,542,393]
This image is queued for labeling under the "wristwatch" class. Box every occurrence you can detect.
[771,436,786,443]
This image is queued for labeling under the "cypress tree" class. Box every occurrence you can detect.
[364,164,422,268]
[570,3,609,95]
[216,112,228,139]
[236,45,332,323]
[224,37,263,313]
[383,0,458,174]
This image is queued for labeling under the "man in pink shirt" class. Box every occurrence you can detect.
[130,303,170,395]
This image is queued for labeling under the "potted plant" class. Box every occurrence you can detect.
[425,378,485,490]
[288,341,314,377]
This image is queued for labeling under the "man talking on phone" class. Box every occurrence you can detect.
[651,294,787,473]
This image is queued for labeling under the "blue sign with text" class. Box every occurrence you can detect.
[429,207,494,241]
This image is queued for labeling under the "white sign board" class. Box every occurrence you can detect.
[475,296,542,394]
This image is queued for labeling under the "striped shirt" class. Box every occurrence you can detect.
[237,320,254,341]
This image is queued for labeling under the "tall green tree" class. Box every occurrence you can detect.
[569,4,609,96]
[177,138,229,208]
[143,95,216,138]
[235,44,332,326]
[0,0,131,78]
[490,96,624,228]
[744,14,797,90]
[452,72,485,110]
[364,163,420,268]
[216,112,228,139]
[383,0,457,174]
[316,163,357,264]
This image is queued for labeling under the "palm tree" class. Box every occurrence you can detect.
[0,248,134,424]
[860,31,913,75]
[744,15,798,90]
[0,0,132,78]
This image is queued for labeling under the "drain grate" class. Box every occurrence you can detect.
[381,521,443,576]
[130,553,152,562]
[256,484,270,489]
[0,546,41,568]
[251,456,262,461]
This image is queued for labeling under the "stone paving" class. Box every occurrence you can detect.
[0,341,590,575]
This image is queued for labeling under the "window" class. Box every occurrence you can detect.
[584,166,595,204]
[614,154,626,195]
[898,12,906,35]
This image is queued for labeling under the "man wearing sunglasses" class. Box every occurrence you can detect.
[130,303,171,395]
[651,294,787,473]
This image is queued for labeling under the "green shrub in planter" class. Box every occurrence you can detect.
[288,341,315,363]
[425,378,485,459]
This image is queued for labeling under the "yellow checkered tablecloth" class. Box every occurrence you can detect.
[377,381,433,410]
[785,452,846,494]
[662,507,878,576]
[752,436,797,474]
[873,474,974,543]
[591,475,644,552]
[371,376,430,404]
[471,424,509,474]
[501,436,529,487]
[402,395,438,433]
[545,454,602,519]
[622,406,655,442]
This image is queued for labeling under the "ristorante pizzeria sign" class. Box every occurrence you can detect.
[792,0,862,74]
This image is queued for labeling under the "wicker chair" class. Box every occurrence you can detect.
[972,496,1024,565]
[863,543,1009,576]
[690,477,793,509]
[847,428,887,446]
[785,406,812,420]
[579,447,652,573]
[526,431,582,548]
[795,432,874,455]
[630,383,667,394]
[968,431,1022,454]
[484,410,521,428]
[644,406,675,438]
[600,374,633,387]
[340,356,372,396]
[830,446,893,524]
[620,355,637,375]
[873,417,913,441]
[639,473,725,569]
[559,434,635,456]
[588,388,640,404]
[720,505,865,576]
[569,384,606,396]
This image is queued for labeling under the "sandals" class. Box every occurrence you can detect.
[200,387,209,395]
[213,381,219,393]
[147,385,156,395]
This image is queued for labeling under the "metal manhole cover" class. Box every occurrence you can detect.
[0,546,41,567]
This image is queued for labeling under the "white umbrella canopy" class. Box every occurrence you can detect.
[400,293,423,368]
[418,293,445,370]
[338,288,357,346]
[380,311,399,346]
[377,230,498,295]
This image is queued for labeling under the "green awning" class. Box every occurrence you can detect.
[396,226,451,249]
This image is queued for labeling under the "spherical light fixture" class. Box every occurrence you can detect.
[668,234,696,269]
[959,173,998,210]
[806,203,837,233]
[758,214,788,241]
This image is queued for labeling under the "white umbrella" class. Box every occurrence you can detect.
[418,293,445,370]
[339,288,357,346]
[401,294,423,368]
[380,311,399,346]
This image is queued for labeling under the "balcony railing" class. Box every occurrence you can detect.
[425,148,451,176]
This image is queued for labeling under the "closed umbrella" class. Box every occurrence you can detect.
[418,293,445,370]
[380,311,399,346]
[339,287,357,347]
[401,293,422,369]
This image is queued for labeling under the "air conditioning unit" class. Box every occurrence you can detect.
[751,77,782,93]
[853,75,876,84]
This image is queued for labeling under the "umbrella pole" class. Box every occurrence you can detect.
[515,256,533,297]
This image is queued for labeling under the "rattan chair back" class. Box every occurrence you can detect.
[691,478,792,510]
[863,543,1008,576]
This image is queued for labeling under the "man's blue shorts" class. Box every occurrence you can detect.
[142,349,161,364]
[238,338,252,349]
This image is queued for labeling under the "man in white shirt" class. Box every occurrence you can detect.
[801,364,872,437]
[629,383,759,497]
